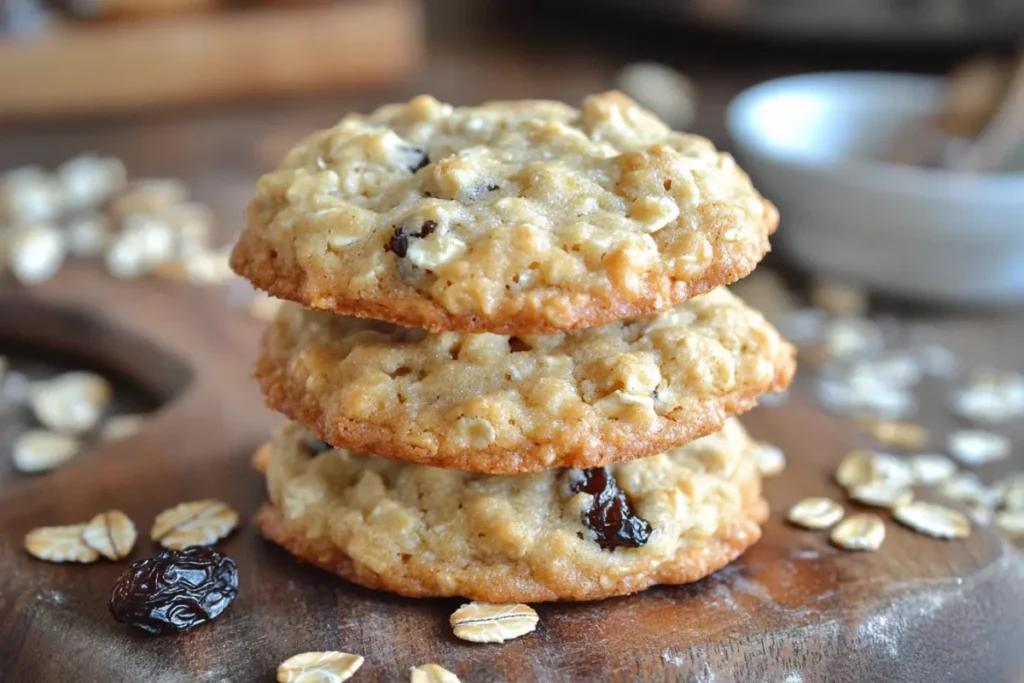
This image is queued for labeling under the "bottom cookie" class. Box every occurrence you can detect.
[256,420,769,603]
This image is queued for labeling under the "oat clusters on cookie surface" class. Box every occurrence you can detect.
[233,92,794,602]
[232,92,778,333]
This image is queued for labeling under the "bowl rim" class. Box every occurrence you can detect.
[725,71,1024,196]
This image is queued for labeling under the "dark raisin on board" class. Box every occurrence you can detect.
[301,434,333,455]
[110,546,238,635]
[408,148,430,173]
[569,467,652,550]
[386,220,438,258]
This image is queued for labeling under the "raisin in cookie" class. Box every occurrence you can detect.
[231,92,778,335]
[256,418,769,602]
[256,287,795,473]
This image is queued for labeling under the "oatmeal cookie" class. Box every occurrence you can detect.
[231,92,778,334]
[256,287,795,473]
[256,419,769,602]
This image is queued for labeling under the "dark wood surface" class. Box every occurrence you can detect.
[2,5,1024,681]
[1,264,1023,683]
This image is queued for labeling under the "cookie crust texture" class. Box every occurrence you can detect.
[232,91,778,335]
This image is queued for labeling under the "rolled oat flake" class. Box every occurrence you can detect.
[151,499,239,550]
[947,429,1011,465]
[450,602,539,644]
[82,510,137,560]
[277,652,364,683]
[12,429,80,473]
[893,501,971,539]
[787,497,845,530]
[830,513,886,551]
[411,664,462,683]
[24,524,99,563]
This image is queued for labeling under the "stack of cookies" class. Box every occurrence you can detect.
[232,92,795,602]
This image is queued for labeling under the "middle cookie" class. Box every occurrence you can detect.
[257,287,795,473]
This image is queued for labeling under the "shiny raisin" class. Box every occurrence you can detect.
[110,546,238,635]
[386,220,438,258]
[570,467,651,550]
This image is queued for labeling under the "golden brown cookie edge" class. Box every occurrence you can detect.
[229,199,777,336]
[253,332,796,474]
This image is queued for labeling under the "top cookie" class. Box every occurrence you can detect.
[231,92,778,334]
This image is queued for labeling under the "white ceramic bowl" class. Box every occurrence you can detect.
[726,72,1024,306]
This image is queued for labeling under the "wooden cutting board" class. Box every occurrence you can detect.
[1,263,1023,683]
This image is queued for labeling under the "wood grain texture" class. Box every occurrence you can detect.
[0,0,422,120]
[1,264,1023,683]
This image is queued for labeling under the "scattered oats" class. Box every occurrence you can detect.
[817,375,915,419]
[411,664,461,683]
[947,429,1011,465]
[821,317,885,361]
[276,652,364,683]
[848,354,923,390]
[104,232,150,279]
[247,293,283,321]
[65,212,113,257]
[862,419,928,450]
[108,178,188,223]
[25,524,99,563]
[836,450,877,489]
[450,602,539,644]
[913,344,957,379]
[810,278,868,317]
[162,202,213,255]
[82,510,137,560]
[910,454,958,486]
[57,154,127,211]
[829,513,886,551]
[180,246,234,285]
[836,450,913,489]
[100,414,145,442]
[775,307,826,346]
[951,369,1024,424]
[12,430,80,473]
[994,509,1024,537]
[7,222,67,285]
[0,166,61,223]
[940,472,1000,509]
[1,370,33,404]
[122,212,176,262]
[151,499,239,550]
[151,259,189,282]
[752,442,786,477]
[893,501,971,539]
[616,62,698,129]
[848,481,914,509]
[787,497,845,530]
[31,371,112,434]
[251,442,272,474]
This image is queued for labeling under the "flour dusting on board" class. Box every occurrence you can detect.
[661,649,686,667]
